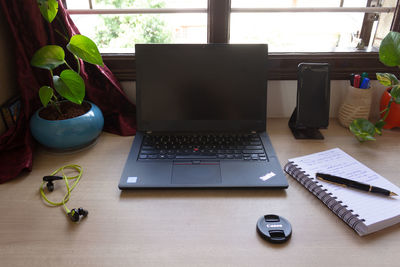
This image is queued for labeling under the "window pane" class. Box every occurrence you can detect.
[230,12,366,52]
[71,14,207,52]
[66,0,207,9]
[231,0,368,8]
[65,0,90,9]
[374,0,397,47]
[230,0,398,52]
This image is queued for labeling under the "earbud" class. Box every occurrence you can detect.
[68,207,89,222]
[43,176,63,192]
[78,207,88,217]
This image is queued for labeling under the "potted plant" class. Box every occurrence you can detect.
[29,0,104,150]
[379,84,400,129]
[350,31,400,142]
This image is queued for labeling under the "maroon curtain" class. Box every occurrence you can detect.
[0,0,137,183]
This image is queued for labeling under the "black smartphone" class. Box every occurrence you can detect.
[296,63,330,128]
[289,63,330,139]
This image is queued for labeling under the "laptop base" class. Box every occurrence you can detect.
[119,132,288,189]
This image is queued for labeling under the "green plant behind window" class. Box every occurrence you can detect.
[94,0,172,48]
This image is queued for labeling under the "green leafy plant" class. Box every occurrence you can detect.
[350,31,400,142]
[94,0,172,48]
[31,0,104,113]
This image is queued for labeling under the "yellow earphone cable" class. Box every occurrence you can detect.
[39,164,83,214]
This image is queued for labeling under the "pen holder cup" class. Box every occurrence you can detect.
[338,85,372,128]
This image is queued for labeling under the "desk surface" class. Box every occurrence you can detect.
[1,119,400,267]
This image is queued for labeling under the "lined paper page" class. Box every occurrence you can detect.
[289,148,400,226]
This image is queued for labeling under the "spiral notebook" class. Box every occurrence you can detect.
[284,148,400,236]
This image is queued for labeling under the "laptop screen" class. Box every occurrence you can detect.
[136,44,268,132]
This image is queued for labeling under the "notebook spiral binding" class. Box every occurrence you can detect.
[284,162,366,233]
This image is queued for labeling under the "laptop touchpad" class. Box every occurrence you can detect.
[172,162,222,184]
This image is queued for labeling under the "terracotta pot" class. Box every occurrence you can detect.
[380,88,400,129]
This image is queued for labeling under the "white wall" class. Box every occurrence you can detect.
[268,80,386,121]
[120,79,387,121]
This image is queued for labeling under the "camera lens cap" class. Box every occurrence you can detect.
[256,214,292,243]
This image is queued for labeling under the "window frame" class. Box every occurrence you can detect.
[66,0,400,80]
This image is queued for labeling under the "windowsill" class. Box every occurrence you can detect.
[99,46,379,54]
[101,48,397,81]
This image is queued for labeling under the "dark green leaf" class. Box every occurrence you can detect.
[379,31,400,67]
[374,119,386,135]
[31,45,65,70]
[349,118,376,142]
[67,35,104,66]
[390,84,400,102]
[38,86,53,107]
[37,0,58,23]
[53,70,85,104]
[376,73,399,86]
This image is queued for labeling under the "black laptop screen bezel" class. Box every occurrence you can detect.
[136,44,268,133]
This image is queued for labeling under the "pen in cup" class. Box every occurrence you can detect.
[315,173,398,197]
[349,72,369,89]
[350,73,355,86]
[359,77,370,89]
[353,74,361,88]
[361,72,369,79]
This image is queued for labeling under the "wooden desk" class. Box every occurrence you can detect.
[1,119,400,266]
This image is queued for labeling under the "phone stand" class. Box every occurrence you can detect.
[288,110,324,139]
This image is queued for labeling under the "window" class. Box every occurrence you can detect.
[64,0,400,80]
[66,0,208,52]
[230,0,396,52]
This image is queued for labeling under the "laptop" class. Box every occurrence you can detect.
[118,44,288,189]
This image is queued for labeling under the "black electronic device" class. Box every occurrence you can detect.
[68,207,89,222]
[40,165,88,223]
[118,44,289,189]
[289,63,330,139]
[256,214,292,243]
[43,175,63,192]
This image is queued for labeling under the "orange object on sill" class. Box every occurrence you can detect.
[380,88,400,129]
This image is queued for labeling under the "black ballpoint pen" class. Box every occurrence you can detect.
[316,173,398,197]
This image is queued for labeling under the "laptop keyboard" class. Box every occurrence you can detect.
[138,133,268,161]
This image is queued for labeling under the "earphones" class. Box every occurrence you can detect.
[40,164,88,223]
[42,175,63,192]
[68,207,89,222]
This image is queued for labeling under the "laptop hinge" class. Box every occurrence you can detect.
[146,131,259,134]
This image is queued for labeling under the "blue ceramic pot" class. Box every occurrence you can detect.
[30,101,104,150]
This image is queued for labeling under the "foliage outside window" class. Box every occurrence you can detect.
[64,0,400,80]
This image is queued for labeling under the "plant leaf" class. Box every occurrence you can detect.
[67,35,104,66]
[53,70,85,104]
[37,0,58,23]
[390,84,400,104]
[376,73,399,86]
[374,119,386,135]
[379,31,400,67]
[31,45,65,70]
[38,86,54,107]
[349,118,376,142]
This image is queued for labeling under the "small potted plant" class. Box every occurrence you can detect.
[350,31,400,142]
[29,0,104,150]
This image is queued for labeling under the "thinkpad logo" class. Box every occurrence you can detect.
[259,172,276,181]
